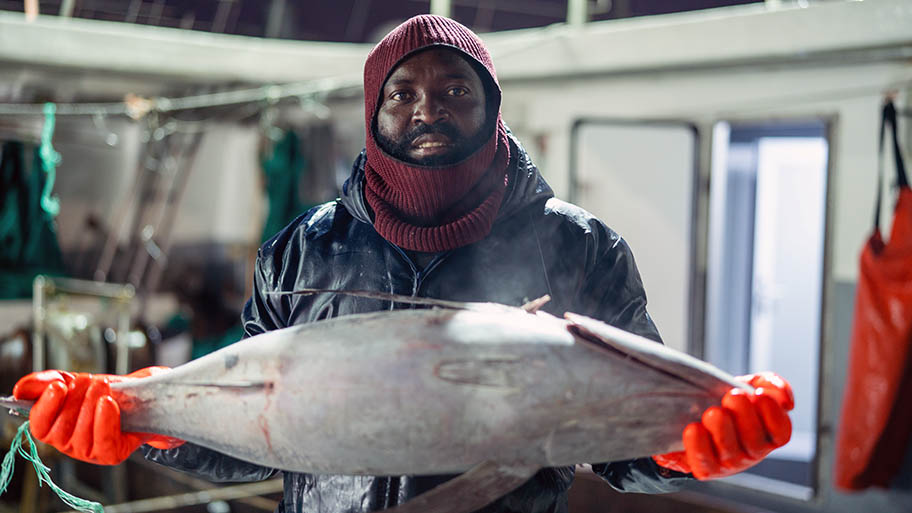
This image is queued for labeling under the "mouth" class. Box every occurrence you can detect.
[411,134,455,155]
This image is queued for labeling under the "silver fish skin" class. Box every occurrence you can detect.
[90,306,747,477]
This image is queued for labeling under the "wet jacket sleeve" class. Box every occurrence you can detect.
[577,223,693,493]
[142,248,284,482]
[141,444,278,483]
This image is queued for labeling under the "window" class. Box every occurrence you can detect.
[704,120,829,498]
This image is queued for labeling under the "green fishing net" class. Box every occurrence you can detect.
[0,421,104,513]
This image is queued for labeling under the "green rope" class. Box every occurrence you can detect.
[39,102,62,218]
[0,421,104,512]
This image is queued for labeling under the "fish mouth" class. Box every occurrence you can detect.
[0,395,33,417]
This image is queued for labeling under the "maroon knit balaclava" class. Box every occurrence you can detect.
[363,15,510,253]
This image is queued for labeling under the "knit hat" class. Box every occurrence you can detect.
[363,15,510,253]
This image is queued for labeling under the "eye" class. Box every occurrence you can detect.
[390,91,413,102]
[448,87,468,97]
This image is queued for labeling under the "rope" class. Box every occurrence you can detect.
[0,421,104,512]
[39,102,61,218]
[0,78,361,117]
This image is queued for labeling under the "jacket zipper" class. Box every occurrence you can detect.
[384,240,451,301]
[384,241,420,301]
[415,252,450,294]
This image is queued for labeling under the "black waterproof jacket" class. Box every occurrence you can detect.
[144,135,692,512]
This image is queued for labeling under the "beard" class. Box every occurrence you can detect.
[374,121,491,167]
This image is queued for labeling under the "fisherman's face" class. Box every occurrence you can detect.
[375,48,489,167]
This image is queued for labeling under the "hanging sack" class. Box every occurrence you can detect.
[835,100,912,490]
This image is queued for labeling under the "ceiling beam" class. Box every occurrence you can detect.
[484,0,912,82]
[0,0,908,93]
[0,11,370,84]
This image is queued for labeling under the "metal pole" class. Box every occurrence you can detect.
[32,276,46,372]
[125,0,142,23]
[430,0,452,18]
[30,276,139,298]
[24,0,38,21]
[80,479,285,513]
[265,0,287,38]
[141,131,205,300]
[115,287,134,376]
[95,123,155,283]
[567,0,587,26]
[59,0,75,17]
[212,0,234,33]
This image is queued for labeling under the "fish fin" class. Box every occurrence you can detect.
[520,295,551,313]
[564,312,749,395]
[381,462,537,513]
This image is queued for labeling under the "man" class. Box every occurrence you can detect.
[14,15,793,513]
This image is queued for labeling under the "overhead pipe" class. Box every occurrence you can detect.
[568,0,588,26]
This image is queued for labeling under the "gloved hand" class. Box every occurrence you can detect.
[13,367,185,465]
[652,372,794,480]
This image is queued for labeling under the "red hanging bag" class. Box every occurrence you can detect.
[835,100,912,490]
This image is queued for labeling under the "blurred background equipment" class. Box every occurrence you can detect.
[0,1,911,513]
[31,276,140,376]
[31,276,141,506]
[0,124,65,299]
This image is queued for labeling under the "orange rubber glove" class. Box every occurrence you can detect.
[652,372,794,480]
[13,367,185,465]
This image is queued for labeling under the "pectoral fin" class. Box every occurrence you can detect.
[382,462,538,513]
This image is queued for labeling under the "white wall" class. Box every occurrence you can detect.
[171,125,263,245]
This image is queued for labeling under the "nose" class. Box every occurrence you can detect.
[412,93,448,126]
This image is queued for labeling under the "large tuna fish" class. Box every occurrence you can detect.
[3,291,747,512]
